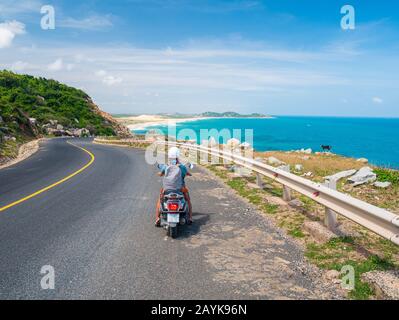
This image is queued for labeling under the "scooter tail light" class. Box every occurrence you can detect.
[167,202,179,211]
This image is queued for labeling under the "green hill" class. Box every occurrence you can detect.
[0,70,130,162]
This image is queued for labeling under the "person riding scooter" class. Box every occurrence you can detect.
[155,147,193,227]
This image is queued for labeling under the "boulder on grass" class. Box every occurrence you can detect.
[374,181,392,188]
[325,169,357,182]
[357,158,369,164]
[294,164,303,172]
[347,167,376,186]
[267,156,284,166]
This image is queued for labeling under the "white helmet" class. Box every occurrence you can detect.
[168,146,180,159]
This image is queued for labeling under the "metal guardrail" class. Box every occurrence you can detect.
[94,138,152,146]
[156,141,399,245]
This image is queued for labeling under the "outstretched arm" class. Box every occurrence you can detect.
[158,163,166,176]
[178,163,191,176]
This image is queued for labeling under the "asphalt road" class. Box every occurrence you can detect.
[0,138,341,299]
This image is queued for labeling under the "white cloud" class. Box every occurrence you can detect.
[46,59,75,72]
[372,97,383,104]
[2,45,350,92]
[0,20,25,48]
[59,14,113,30]
[95,70,107,77]
[11,60,29,71]
[1,39,396,115]
[94,70,123,86]
[102,75,123,86]
[48,58,64,71]
[0,0,42,15]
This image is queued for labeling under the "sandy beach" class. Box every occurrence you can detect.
[116,114,275,131]
[116,115,207,131]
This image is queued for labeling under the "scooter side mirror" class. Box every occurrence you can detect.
[188,163,195,170]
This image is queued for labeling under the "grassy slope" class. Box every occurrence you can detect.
[0,71,117,159]
[206,151,399,300]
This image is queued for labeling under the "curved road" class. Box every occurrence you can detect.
[0,138,340,299]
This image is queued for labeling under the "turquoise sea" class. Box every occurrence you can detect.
[133,116,399,168]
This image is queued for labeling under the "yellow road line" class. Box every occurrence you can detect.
[0,140,95,212]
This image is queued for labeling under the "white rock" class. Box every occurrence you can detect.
[226,138,241,148]
[357,158,369,164]
[325,169,357,182]
[208,137,217,147]
[56,124,64,130]
[72,128,90,137]
[347,166,376,186]
[288,199,304,208]
[267,156,284,166]
[277,164,290,171]
[240,142,251,149]
[304,171,313,177]
[5,136,17,142]
[294,164,303,172]
[374,181,392,188]
[297,148,312,154]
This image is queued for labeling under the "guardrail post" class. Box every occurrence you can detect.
[281,165,292,201]
[323,179,338,231]
[255,172,263,188]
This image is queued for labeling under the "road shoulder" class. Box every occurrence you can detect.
[0,139,41,170]
[185,165,347,299]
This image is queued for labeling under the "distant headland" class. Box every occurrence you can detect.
[113,112,273,131]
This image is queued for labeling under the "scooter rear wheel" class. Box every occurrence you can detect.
[168,225,178,238]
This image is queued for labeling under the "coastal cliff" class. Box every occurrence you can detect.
[0,70,131,164]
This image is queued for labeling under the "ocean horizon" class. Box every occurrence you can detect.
[133,116,399,169]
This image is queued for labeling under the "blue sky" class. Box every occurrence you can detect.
[0,0,398,117]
